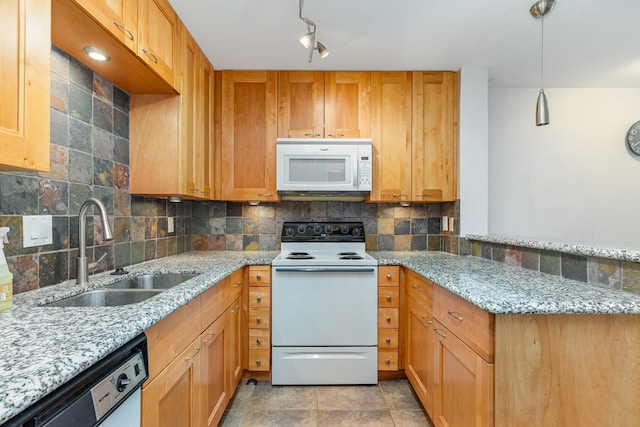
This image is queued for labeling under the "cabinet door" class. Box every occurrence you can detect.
[201,313,229,427]
[220,70,278,201]
[138,0,179,89]
[433,321,493,427]
[142,337,202,427]
[0,0,50,172]
[369,72,412,202]
[227,296,243,390]
[406,296,434,415]
[277,71,324,138]
[411,72,458,202]
[324,72,370,138]
[73,0,137,50]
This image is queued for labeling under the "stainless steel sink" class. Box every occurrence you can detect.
[106,273,199,290]
[44,289,164,307]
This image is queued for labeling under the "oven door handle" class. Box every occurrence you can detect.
[274,267,376,273]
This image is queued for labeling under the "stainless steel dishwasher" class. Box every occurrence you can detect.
[3,333,148,427]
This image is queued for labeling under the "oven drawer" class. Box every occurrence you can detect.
[249,329,270,349]
[378,266,400,287]
[378,287,399,307]
[378,307,400,329]
[378,329,399,349]
[378,350,399,371]
[249,266,271,286]
[249,288,271,307]
[248,349,270,371]
[249,308,270,329]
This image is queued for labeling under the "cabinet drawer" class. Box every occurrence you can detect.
[249,287,271,307]
[249,329,271,349]
[378,307,400,329]
[378,350,399,371]
[435,287,494,362]
[405,269,433,309]
[248,308,270,329]
[248,350,270,371]
[378,266,400,287]
[378,286,399,307]
[378,329,399,349]
[248,266,271,286]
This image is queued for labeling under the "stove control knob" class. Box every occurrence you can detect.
[313,225,322,234]
[340,225,349,234]
[297,225,307,234]
[352,227,362,236]
[325,225,333,234]
[284,227,294,237]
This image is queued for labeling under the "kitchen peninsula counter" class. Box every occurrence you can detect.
[2,250,640,424]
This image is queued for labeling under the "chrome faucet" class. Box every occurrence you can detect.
[77,198,113,285]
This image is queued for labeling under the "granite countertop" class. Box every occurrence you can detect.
[2,250,640,424]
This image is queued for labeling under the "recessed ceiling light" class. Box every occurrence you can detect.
[83,46,110,62]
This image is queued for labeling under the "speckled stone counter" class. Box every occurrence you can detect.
[2,250,640,424]
[465,234,640,263]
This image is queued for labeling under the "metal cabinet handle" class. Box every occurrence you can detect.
[256,295,262,303]
[113,21,134,40]
[386,295,392,302]
[412,284,423,292]
[185,346,201,361]
[142,48,158,63]
[385,358,391,365]
[385,337,391,343]
[203,332,215,343]
[447,310,464,321]
[256,337,262,345]
[255,359,262,366]
[256,274,261,280]
[231,305,240,314]
[257,193,273,197]
[256,316,262,323]
[386,316,392,322]
[327,133,344,138]
[434,328,447,338]
[386,273,392,279]
[414,193,433,198]
[233,281,242,287]
[391,193,408,198]
[304,133,322,137]
[421,315,433,325]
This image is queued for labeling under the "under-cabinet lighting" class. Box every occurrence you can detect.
[83,46,110,62]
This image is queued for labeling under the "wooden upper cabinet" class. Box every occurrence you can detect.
[277,71,370,139]
[73,0,137,51]
[219,70,278,202]
[138,0,180,90]
[0,0,50,172]
[324,72,371,138]
[368,72,412,202]
[277,71,324,138]
[412,72,458,202]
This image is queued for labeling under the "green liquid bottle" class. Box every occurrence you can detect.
[0,227,12,311]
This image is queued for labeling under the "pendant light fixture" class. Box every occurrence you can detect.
[298,0,329,63]
[530,0,555,126]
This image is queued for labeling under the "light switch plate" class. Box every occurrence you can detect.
[23,215,53,247]
[168,217,175,233]
[442,216,449,232]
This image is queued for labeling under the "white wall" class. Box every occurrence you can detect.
[488,88,640,249]
[459,68,489,236]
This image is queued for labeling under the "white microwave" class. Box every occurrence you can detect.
[276,138,372,200]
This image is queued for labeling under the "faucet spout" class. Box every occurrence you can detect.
[77,198,113,285]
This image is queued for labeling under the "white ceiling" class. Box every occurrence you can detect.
[168,0,640,88]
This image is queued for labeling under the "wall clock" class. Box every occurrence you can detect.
[626,120,640,156]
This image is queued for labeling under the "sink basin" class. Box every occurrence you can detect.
[44,289,163,307]
[106,273,199,290]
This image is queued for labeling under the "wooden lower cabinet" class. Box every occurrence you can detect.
[227,296,243,389]
[201,311,229,427]
[406,296,434,415]
[142,336,202,427]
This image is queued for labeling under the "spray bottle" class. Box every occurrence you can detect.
[0,227,12,311]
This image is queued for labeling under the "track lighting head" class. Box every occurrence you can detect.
[316,41,329,59]
[299,32,314,48]
[298,0,329,63]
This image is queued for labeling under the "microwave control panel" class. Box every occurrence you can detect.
[359,155,372,189]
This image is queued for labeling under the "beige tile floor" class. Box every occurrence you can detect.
[220,379,435,427]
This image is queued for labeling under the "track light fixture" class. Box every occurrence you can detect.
[530,0,555,126]
[298,0,329,63]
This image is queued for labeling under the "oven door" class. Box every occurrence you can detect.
[271,266,378,346]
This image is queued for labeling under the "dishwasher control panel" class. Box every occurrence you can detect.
[90,350,147,420]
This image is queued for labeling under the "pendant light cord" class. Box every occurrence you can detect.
[539,16,545,90]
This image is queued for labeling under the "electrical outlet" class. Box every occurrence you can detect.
[168,217,175,233]
[448,217,455,232]
[23,215,53,247]
[442,216,449,232]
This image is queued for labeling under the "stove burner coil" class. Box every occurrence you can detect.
[286,252,314,260]
[339,255,364,260]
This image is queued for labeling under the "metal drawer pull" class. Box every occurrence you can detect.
[113,22,134,40]
[186,346,201,361]
[257,193,273,197]
[385,337,391,343]
[256,295,262,302]
[385,358,391,365]
[203,332,215,343]
[447,310,464,321]
[386,316,392,322]
[234,282,242,287]
[256,316,262,323]
[386,295,392,302]
[412,284,423,292]
[142,48,158,63]
[256,338,262,345]
[256,274,261,279]
[386,273,392,279]
[256,359,262,366]
[434,328,447,338]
